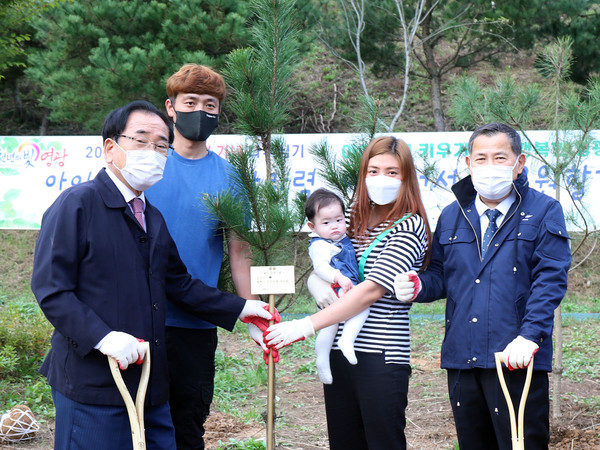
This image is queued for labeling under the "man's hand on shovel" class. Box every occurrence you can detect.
[97,331,146,370]
[500,336,539,370]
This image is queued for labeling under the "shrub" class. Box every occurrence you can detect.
[0,300,52,379]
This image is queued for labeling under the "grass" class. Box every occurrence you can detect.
[411,300,446,316]
[216,437,266,449]
[0,230,38,302]
[0,297,53,419]
[561,317,600,382]
[561,293,600,313]
[213,328,269,422]
[410,316,446,361]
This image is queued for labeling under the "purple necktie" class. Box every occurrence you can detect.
[130,197,145,231]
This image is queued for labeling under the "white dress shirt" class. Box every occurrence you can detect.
[474,189,517,238]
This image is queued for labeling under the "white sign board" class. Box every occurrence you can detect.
[250,266,296,295]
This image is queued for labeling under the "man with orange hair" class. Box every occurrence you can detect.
[146,64,256,449]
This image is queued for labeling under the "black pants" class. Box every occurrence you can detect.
[323,350,411,450]
[166,327,218,450]
[447,368,549,450]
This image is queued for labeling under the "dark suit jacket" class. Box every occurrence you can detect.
[31,169,245,406]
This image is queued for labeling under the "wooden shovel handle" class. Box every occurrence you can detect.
[494,352,533,450]
[108,341,151,449]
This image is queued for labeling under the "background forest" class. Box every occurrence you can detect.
[2,0,600,136]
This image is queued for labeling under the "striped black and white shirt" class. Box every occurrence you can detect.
[332,213,428,364]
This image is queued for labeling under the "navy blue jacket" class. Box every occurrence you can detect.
[31,169,245,406]
[417,169,571,371]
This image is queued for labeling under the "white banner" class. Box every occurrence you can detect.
[1,132,598,230]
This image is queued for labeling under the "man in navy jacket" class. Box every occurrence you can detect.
[31,100,273,450]
[395,123,571,449]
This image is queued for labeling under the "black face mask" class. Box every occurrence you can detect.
[174,110,219,142]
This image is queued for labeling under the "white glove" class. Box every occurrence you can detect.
[307,273,338,309]
[393,270,422,302]
[247,323,268,352]
[238,300,273,321]
[96,331,146,370]
[500,336,539,370]
[264,317,315,349]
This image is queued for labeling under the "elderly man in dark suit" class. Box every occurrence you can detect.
[31,100,273,450]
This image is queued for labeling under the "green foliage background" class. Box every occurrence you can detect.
[25,0,251,132]
[3,0,600,134]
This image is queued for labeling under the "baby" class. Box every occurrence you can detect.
[305,188,369,384]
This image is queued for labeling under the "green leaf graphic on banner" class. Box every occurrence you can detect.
[1,137,18,151]
[11,218,35,227]
[0,218,38,228]
[0,201,17,218]
[0,168,19,176]
[3,189,20,201]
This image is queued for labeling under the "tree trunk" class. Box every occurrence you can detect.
[11,78,27,122]
[429,70,445,131]
[420,1,446,131]
[552,173,564,419]
[261,132,272,181]
[552,306,563,418]
[40,113,48,136]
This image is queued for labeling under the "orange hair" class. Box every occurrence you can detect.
[166,64,226,103]
[349,136,432,265]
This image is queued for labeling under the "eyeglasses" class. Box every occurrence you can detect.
[116,134,171,156]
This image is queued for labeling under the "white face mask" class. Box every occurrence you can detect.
[112,142,167,191]
[470,157,519,200]
[365,175,402,205]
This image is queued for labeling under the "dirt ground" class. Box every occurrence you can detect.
[203,333,600,450]
[3,332,599,450]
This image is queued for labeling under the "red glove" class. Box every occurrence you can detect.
[135,338,145,365]
[407,272,421,298]
[247,322,279,365]
[393,270,422,302]
[241,305,281,331]
[263,347,279,365]
[330,283,341,299]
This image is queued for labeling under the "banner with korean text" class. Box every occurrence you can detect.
[1,132,598,230]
